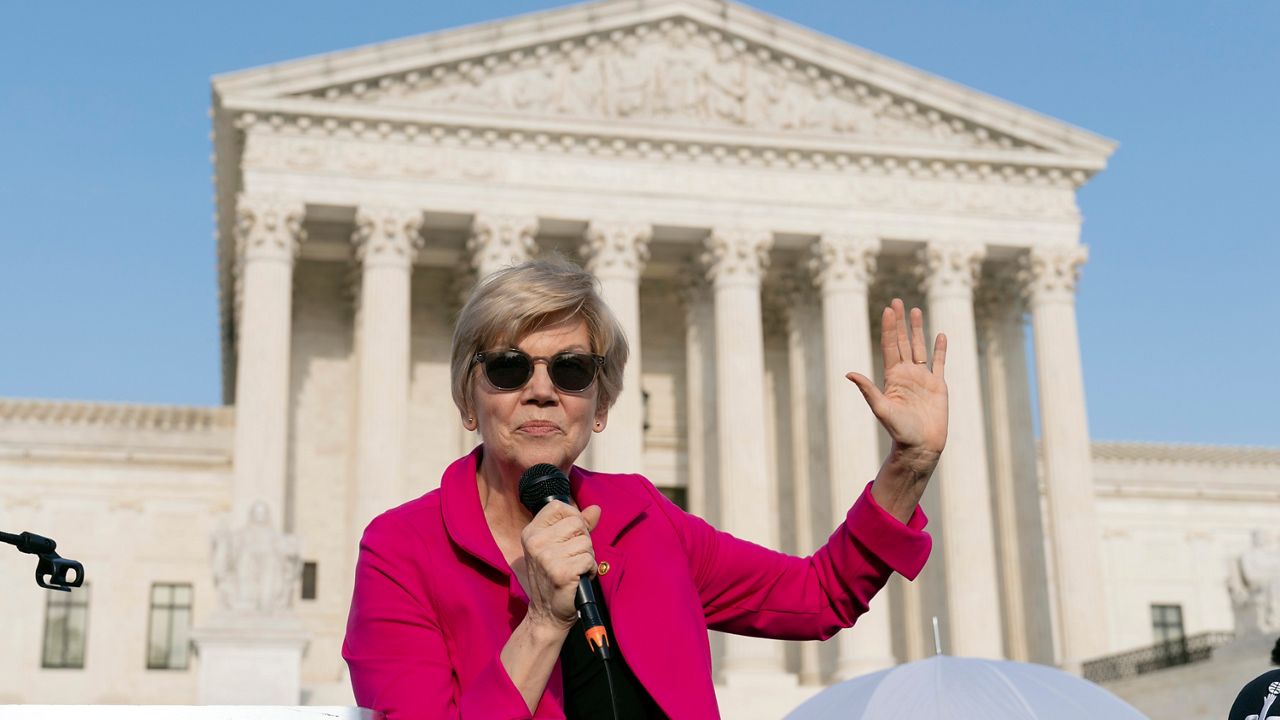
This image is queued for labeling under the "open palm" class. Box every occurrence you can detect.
[846,299,949,473]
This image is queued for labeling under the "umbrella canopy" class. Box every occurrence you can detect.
[785,655,1149,720]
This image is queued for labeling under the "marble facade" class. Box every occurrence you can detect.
[1,0,1277,714]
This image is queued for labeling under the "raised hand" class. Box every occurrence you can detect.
[845,298,949,487]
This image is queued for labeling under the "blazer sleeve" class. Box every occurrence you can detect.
[648,480,931,641]
[342,513,535,720]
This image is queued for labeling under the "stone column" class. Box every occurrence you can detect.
[349,206,425,545]
[780,273,825,685]
[581,221,652,473]
[680,273,719,525]
[976,274,1054,664]
[917,240,1004,658]
[811,233,898,677]
[1019,244,1108,671]
[230,194,306,529]
[468,214,538,279]
[703,227,792,685]
[449,264,482,456]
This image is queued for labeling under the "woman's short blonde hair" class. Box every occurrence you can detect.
[450,256,629,417]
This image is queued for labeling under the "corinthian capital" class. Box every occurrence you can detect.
[1017,245,1088,304]
[974,265,1026,349]
[235,194,307,263]
[352,206,426,269]
[702,227,773,287]
[810,233,880,293]
[468,214,538,277]
[581,221,652,279]
[917,240,986,298]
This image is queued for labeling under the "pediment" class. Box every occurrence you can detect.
[214,0,1115,162]
[294,23,1018,152]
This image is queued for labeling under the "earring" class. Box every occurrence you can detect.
[595,421,602,428]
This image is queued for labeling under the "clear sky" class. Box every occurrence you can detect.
[1,1,1276,446]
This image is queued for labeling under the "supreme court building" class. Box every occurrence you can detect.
[2,0,1277,715]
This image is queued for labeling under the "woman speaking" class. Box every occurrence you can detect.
[343,257,947,719]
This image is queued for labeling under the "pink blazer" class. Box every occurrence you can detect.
[343,446,930,719]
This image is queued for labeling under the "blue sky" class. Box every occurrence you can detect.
[0,1,1276,446]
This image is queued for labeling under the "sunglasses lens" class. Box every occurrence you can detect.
[484,352,532,389]
[550,354,597,392]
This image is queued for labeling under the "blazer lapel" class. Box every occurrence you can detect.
[440,447,513,579]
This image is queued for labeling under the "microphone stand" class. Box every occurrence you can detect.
[0,530,84,591]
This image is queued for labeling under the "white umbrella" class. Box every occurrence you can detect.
[784,655,1150,720]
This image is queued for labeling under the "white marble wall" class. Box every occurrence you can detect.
[0,403,231,704]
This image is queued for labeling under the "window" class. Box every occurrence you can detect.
[1151,604,1185,644]
[147,583,192,670]
[42,584,90,669]
[657,486,688,510]
[1151,603,1187,666]
[301,561,318,601]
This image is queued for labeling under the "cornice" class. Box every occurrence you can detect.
[0,398,234,433]
[0,444,231,469]
[226,97,1098,187]
[1091,440,1280,468]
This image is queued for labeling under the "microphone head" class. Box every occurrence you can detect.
[518,463,572,516]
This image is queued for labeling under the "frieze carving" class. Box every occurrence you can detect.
[1017,244,1088,303]
[238,131,1080,222]
[581,221,652,279]
[917,241,985,297]
[468,214,539,277]
[303,20,1034,153]
[703,227,773,286]
[352,206,426,269]
[810,233,880,293]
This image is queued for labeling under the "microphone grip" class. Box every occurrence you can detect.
[575,576,611,659]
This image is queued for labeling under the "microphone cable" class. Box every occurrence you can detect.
[601,654,620,720]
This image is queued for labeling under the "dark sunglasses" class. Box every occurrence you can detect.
[473,349,605,393]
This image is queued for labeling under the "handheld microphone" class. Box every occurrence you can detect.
[518,463,611,659]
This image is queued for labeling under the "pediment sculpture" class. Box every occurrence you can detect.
[1227,529,1280,635]
[304,20,1029,151]
[211,501,302,614]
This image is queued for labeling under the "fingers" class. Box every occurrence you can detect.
[881,299,930,370]
[893,298,912,366]
[530,499,577,528]
[932,333,947,378]
[580,505,602,532]
[910,308,928,365]
[523,507,599,583]
[846,372,885,415]
[879,306,897,369]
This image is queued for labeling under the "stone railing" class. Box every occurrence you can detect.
[1082,631,1236,683]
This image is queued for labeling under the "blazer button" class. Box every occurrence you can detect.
[597,561,610,576]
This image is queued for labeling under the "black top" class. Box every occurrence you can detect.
[560,578,665,719]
